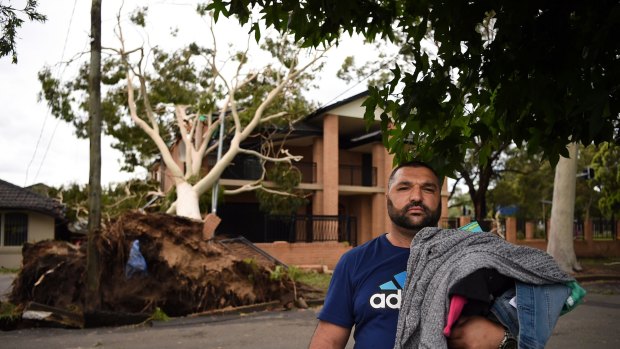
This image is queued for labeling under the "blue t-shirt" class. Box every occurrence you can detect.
[318,234,410,349]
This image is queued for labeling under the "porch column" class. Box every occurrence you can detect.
[369,143,387,241]
[584,218,593,242]
[384,150,395,233]
[525,221,535,240]
[441,178,449,227]
[322,114,339,216]
[312,137,324,215]
[459,216,471,227]
[358,197,373,245]
[505,216,517,243]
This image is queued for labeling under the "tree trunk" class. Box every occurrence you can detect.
[86,0,102,312]
[473,191,488,222]
[547,143,582,273]
[175,181,202,220]
[190,151,203,178]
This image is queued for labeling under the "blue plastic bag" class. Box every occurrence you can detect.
[125,240,148,278]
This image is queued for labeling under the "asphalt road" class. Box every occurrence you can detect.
[1,276,619,349]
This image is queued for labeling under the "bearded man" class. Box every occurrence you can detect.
[309,161,507,349]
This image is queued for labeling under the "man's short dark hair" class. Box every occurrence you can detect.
[387,161,441,190]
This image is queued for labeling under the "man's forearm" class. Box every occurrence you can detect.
[447,316,505,349]
[309,321,351,349]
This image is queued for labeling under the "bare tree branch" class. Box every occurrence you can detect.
[237,148,303,163]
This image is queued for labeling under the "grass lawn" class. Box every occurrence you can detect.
[579,257,620,266]
[297,270,332,292]
[0,267,19,274]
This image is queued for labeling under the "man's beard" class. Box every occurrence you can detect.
[387,197,441,233]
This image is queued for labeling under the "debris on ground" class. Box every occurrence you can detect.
[4,211,322,329]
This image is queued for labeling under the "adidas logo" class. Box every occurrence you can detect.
[369,271,407,309]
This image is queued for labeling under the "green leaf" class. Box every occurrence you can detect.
[250,22,261,42]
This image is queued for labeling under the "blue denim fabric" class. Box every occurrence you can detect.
[491,282,571,349]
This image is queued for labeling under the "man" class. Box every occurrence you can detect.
[309,161,506,349]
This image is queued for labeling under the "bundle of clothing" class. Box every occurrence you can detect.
[393,227,585,349]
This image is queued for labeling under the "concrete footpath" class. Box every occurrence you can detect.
[1,288,619,348]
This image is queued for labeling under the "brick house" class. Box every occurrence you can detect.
[152,91,450,267]
[0,179,67,268]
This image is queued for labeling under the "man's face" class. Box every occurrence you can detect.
[387,166,441,234]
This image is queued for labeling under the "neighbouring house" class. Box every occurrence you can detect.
[0,179,67,268]
[151,91,450,268]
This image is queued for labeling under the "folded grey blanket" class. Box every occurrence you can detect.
[393,227,574,349]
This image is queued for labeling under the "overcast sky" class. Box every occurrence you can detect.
[0,0,373,189]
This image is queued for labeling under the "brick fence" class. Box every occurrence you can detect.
[255,241,352,270]
[256,218,620,269]
[504,217,620,258]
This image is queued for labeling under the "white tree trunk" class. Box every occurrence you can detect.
[547,143,582,273]
[175,181,201,220]
[189,151,203,178]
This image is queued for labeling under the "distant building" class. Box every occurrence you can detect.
[0,179,67,268]
[151,91,450,267]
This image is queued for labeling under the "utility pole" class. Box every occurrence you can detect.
[86,0,102,312]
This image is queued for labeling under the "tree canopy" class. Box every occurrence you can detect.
[488,144,602,222]
[38,15,316,173]
[38,6,326,218]
[0,0,46,63]
[592,142,620,216]
[209,0,620,177]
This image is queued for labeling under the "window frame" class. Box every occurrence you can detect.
[0,211,29,246]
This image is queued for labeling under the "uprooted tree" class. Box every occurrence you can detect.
[39,6,327,219]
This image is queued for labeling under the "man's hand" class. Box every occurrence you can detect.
[447,316,505,349]
[308,320,351,349]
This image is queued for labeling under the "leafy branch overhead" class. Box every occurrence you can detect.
[0,0,47,63]
[209,0,620,177]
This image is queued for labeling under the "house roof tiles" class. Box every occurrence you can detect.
[0,179,65,218]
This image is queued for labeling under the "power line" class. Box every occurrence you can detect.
[312,54,398,112]
[25,0,79,186]
[32,118,63,183]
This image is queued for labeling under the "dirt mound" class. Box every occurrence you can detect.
[11,240,85,311]
[9,211,306,323]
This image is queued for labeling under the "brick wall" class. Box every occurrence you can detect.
[255,241,352,270]
[505,217,620,257]
[514,239,620,258]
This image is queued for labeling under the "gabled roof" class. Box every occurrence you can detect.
[305,90,370,121]
[0,179,65,218]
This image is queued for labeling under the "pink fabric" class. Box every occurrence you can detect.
[443,295,468,337]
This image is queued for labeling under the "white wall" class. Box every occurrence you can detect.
[0,211,55,269]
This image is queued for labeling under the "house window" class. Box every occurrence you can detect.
[1,212,28,246]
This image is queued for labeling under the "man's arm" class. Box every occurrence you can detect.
[447,316,505,349]
[308,320,352,349]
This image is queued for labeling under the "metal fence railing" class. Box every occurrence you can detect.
[264,215,357,246]
[505,218,615,241]
[573,220,585,240]
[440,217,459,229]
[592,218,616,240]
